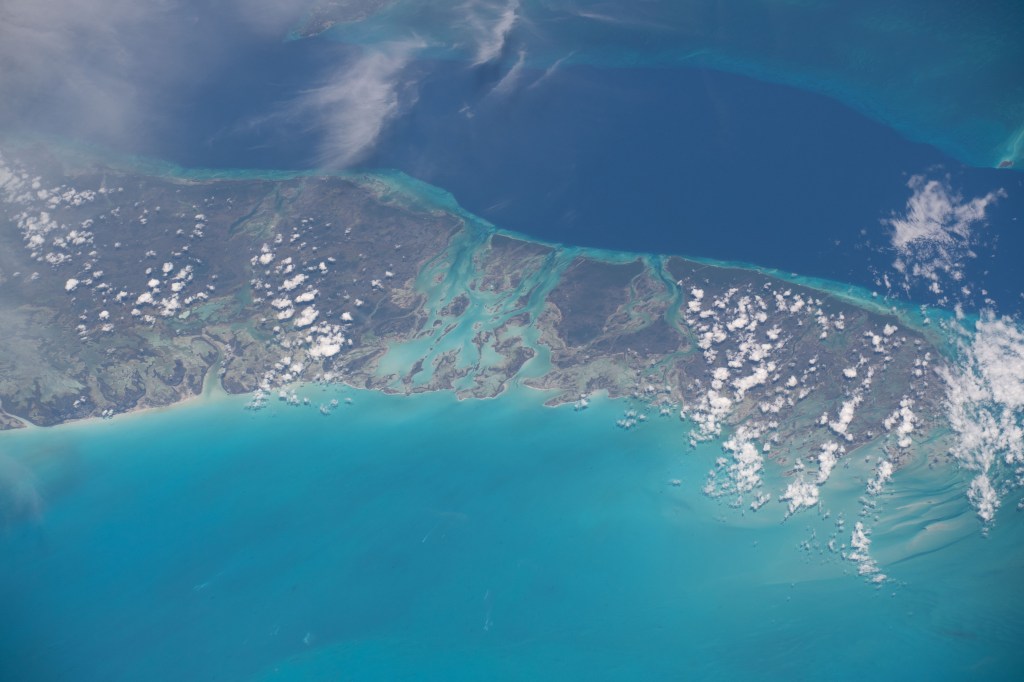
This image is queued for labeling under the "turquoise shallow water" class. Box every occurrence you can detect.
[2,387,1023,680]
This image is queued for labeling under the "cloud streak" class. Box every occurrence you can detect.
[281,40,424,168]
[489,49,528,97]
[466,0,520,66]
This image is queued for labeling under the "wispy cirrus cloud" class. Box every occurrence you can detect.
[489,49,528,96]
[465,0,521,66]
[268,39,425,168]
[0,0,532,166]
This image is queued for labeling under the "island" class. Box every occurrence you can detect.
[0,141,949,525]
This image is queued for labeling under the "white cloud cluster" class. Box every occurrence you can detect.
[676,271,935,538]
[886,175,1005,297]
[827,394,861,440]
[702,426,772,509]
[866,459,894,496]
[883,397,916,449]
[782,476,819,515]
[848,522,886,583]
[940,313,1024,523]
[722,428,763,494]
[967,474,1000,524]
[889,176,998,251]
[816,441,842,484]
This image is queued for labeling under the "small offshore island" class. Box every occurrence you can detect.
[0,142,956,536]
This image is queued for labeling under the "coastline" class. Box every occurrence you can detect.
[0,131,969,319]
[0,377,614,458]
[0,138,960,436]
[2,138,1016,606]
[0,364,238,436]
[4,10,1024,679]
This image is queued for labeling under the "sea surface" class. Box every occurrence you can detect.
[320,0,1024,171]
[13,2,1022,311]
[2,3,1024,679]
[2,387,1023,681]
[164,50,1024,310]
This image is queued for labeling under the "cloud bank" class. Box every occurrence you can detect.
[0,0,313,151]
[880,173,1021,526]
[941,313,1024,524]
[0,0,539,167]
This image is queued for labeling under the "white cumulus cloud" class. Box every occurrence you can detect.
[940,313,1024,524]
[886,175,1005,295]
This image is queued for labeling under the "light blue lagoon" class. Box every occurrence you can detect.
[2,386,1022,680]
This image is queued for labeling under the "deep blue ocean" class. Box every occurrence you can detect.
[3,389,1023,681]
[160,47,1024,312]
[18,10,1022,312]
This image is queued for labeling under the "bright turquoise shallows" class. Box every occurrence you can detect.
[1,387,1023,680]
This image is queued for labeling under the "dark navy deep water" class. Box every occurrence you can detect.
[362,59,1022,302]
[321,0,1024,171]
[16,20,1021,310]
[5,1,1022,309]
[55,46,1020,311]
